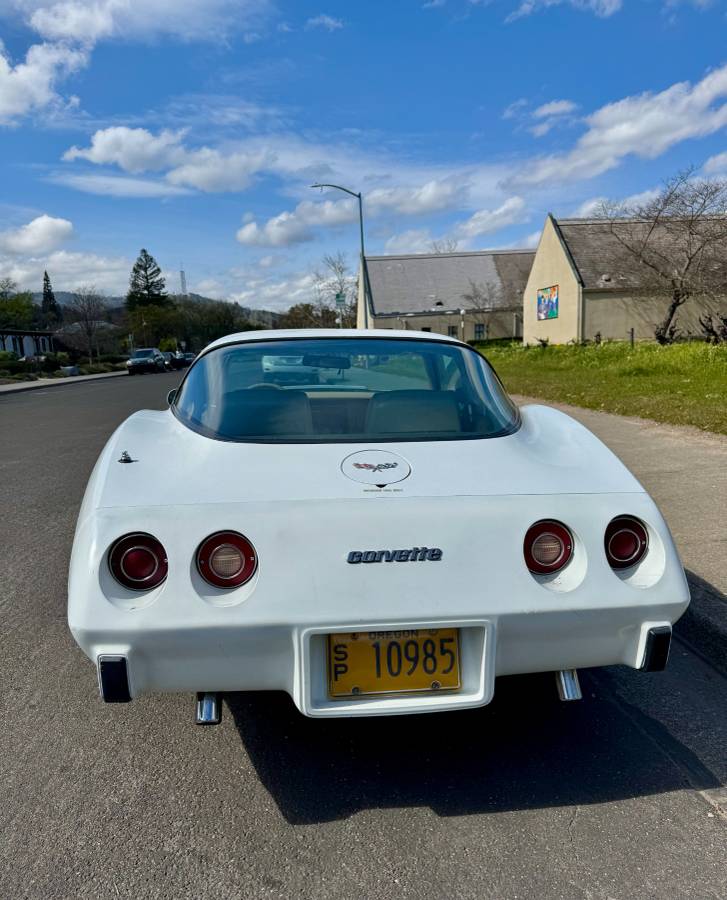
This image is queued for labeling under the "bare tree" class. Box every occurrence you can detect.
[63,286,108,361]
[312,252,357,327]
[461,278,505,325]
[429,238,459,254]
[0,277,17,301]
[598,168,727,343]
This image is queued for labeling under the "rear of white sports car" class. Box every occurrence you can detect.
[68,330,690,722]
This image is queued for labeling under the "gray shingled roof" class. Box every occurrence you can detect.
[554,216,727,290]
[365,249,535,315]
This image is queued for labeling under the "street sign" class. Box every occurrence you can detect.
[335,292,345,307]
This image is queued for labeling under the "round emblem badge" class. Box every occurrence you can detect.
[341,450,412,486]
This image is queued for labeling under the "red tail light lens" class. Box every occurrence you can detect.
[605,516,648,569]
[524,520,573,575]
[108,533,168,590]
[196,531,257,588]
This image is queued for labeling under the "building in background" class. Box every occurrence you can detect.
[357,249,534,341]
[523,215,726,345]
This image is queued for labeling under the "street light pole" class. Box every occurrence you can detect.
[311,182,368,328]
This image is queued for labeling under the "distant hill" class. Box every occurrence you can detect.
[30,291,279,326]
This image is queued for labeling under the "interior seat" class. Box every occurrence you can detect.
[218,389,313,437]
[365,390,461,434]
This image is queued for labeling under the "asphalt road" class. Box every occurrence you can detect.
[1,374,725,900]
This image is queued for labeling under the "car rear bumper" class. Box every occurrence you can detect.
[72,602,685,717]
[68,491,691,717]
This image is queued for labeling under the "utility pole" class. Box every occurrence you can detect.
[310,183,368,328]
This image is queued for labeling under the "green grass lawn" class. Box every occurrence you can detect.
[479,340,727,435]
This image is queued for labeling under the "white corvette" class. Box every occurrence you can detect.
[68,329,689,723]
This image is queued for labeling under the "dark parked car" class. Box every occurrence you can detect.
[126,348,166,375]
[170,352,191,370]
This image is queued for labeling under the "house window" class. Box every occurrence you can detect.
[447,326,457,337]
[474,323,486,341]
[421,327,431,332]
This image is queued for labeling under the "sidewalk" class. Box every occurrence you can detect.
[516,395,727,672]
[0,370,126,395]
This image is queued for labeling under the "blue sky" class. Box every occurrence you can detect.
[1,0,727,309]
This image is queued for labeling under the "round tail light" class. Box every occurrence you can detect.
[605,516,648,569]
[524,520,573,575]
[109,533,168,590]
[196,531,257,588]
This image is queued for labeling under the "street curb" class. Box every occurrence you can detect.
[674,572,727,677]
[0,371,126,396]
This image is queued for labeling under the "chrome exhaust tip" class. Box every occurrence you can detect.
[195,692,221,725]
[555,669,582,702]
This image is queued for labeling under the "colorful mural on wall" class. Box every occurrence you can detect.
[537,284,559,320]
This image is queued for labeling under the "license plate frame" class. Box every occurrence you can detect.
[327,628,461,699]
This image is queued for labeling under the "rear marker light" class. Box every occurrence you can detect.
[196,531,257,588]
[605,516,648,569]
[524,520,573,575]
[108,533,168,590]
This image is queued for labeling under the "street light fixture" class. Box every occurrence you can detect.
[310,182,369,328]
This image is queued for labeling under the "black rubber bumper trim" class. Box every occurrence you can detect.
[98,656,132,702]
[640,625,672,672]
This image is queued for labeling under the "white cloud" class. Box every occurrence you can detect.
[502,98,528,120]
[0,2,273,124]
[11,0,273,44]
[368,179,465,215]
[384,229,435,255]
[230,271,317,311]
[49,172,193,197]
[507,0,622,22]
[63,126,187,173]
[62,127,274,191]
[236,212,312,247]
[165,147,273,192]
[533,99,578,119]
[2,248,131,294]
[0,39,87,124]
[0,214,73,254]
[704,151,727,174]
[236,198,359,247]
[305,14,344,31]
[514,64,727,186]
[454,197,527,240]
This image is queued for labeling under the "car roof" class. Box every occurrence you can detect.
[204,328,466,353]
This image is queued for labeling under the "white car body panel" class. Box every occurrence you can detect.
[68,329,690,717]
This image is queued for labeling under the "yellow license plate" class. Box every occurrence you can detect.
[328,628,460,698]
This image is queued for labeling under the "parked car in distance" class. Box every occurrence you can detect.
[262,353,320,384]
[126,348,166,374]
[171,351,192,369]
[161,352,177,371]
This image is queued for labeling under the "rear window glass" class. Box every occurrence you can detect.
[173,338,519,443]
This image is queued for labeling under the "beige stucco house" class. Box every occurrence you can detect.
[524,215,726,345]
[357,249,534,341]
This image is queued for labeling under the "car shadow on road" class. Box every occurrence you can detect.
[677,569,727,678]
[226,667,722,825]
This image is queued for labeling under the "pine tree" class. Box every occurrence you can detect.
[41,270,62,325]
[126,249,168,310]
